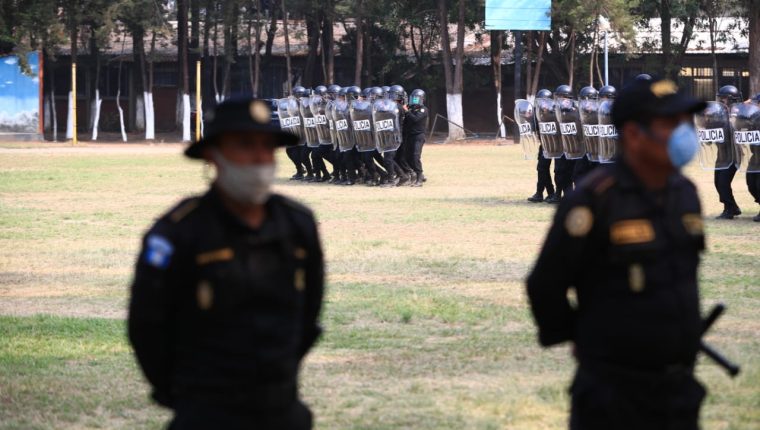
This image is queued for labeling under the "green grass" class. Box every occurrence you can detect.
[0,143,758,429]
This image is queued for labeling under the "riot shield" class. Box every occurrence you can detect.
[514,99,540,160]
[326,99,339,149]
[598,99,618,163]
[299,97,319,148]
[334,100,354,152]
[731,101,760,173]
[350,99,375,152]
[372,98,402,153]
[579,98,600,162]
[694,101,733,170]
[554,97,585,159]
[535,97,564,159]
[283,96,304,143]
[310,94,332,145]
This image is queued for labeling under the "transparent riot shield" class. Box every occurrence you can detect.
[515,99,540,160]
[283,96,304,143]
[598,99,618,163]
[310,94,332,146]
[372,98,402,153]
[554,97,585,159]
[731,101,760,173]
[326,99,339,149]
[350,99,375,152]
[277,98,295,137]
[334,99,354,152]
[535,97,564,159]
[579,98,600,162]
[299,97,319,148]
[694,101,733,170]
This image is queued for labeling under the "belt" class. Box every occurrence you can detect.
[175,379,298,410]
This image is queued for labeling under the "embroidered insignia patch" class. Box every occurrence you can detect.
[565,206,594,237]
[144,235,174,269]
[610,219,655,245]
[197,280,213,310]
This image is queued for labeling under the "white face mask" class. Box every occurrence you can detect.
[211,150,276,205]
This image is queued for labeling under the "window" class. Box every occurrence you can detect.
[693,78,713,100]
[680,67,693,77]
[722,69,735,77]
[693,68,712,77]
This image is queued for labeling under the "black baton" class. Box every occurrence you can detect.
[700,303,741,378]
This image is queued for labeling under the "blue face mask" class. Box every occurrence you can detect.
[667,122,699,169]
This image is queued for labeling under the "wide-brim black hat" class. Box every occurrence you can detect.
[185,97,299,159]
[612,78,707,129]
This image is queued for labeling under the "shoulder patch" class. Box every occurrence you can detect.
[144,234,174,269]
[565,206,594,237]
[170,198,200,223]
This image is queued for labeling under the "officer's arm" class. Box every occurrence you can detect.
[300,215,325,358]
[127,222,181,407]
[526,193,592,347]
[406,108,427,123]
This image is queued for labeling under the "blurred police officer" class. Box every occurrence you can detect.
[527,78,708,430]
[129,98,324,430]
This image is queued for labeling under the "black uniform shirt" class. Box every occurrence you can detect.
[403,105,429,136]
[128,188,324,407]
[526,161,705,370]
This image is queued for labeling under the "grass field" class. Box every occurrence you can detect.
[0,142,758,429]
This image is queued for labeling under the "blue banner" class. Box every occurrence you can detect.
[485,0,552,31]
[0,52,40,134]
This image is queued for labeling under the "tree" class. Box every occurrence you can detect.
[635,0,701,80]
[750,0,760,95]
[437,0,466,141]
[178,0,191,141]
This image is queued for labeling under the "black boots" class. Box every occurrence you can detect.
[716,204,742,220]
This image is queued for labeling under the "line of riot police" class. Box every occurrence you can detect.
[277,84,429,188]
[517,78,760,221]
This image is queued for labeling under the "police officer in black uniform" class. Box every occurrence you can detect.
[749,93,760,222]
[403,89,429,187]
[531,89,558,203]
[527,78,708,430]
[129,98,324,430]
[714,85,743,219]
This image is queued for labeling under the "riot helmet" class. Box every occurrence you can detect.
[599,85,617,99]
[635,73,653,81]
[346,86,361,100]
[370,87,384,100]
[327,84,341,95]
[555,85,573,98]
[389,84,405,102]
[579,86,598,100]
[314,85,328,96]
[292,85,308,98]
[536,89,553,99]
[717,85,742,105]
[410,89,426,106]
[361,87,373,99]
[382,86,390,96]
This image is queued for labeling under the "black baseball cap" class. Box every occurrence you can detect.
[184,97,298,159]
[612,78,706,129]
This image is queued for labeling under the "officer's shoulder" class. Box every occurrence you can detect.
[270,194,315,220]
[154,195,205,228]
[574,165,618,197]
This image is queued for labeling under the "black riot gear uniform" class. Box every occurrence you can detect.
[402,89,429,185]
[713,85,742,219]
[532,89,557,203]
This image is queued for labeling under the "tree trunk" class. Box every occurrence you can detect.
[437,0,465,141]
[491,30,505,138]
[116,37,127,142]
[660,0,672,77]
[283,7,293,93]
[526,31,533,97]
[708,16,718,96]
[254,3,263,97]
[364,23,372,86]
[265,0,278,59]
[567,31,576,88]
[303,15,321,86]
[145,31,156,140]
[212,12,220,101]
[323,5,334,84]
[530,31,546,97]
[133,27,147,133]
[354,16,363,86]
[749,0,760,95]
[178,0,191,141]
[66,23,78,140]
